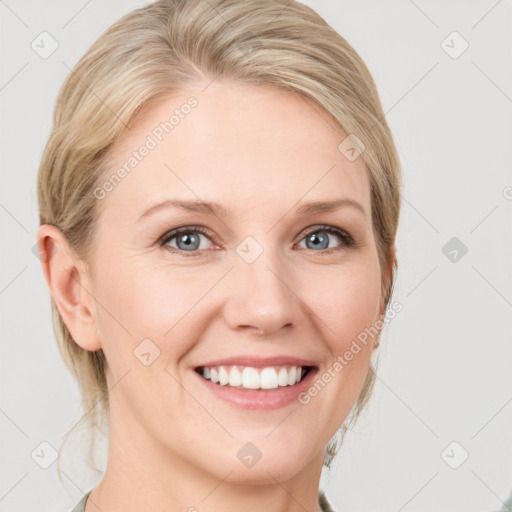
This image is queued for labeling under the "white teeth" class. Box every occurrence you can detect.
[287,366,297,386]
[260,368,278,389]
[218,366,229,386]
[277,367,288,387]
[199,365,308,390]
[228,367,242,387]
[242,367,260,389]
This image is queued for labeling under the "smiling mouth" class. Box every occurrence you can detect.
[194,364,315,390]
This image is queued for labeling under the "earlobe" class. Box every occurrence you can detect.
[36,224,102,352]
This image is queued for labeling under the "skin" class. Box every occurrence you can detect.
[38,80,393,512]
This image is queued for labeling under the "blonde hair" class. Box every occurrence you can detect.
[37,0,402,480]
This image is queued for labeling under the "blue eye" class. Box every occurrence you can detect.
[159,224,356,257]
[159,226,213,256]
[297,225,356,252]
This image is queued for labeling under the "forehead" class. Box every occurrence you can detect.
[101,80,371,219]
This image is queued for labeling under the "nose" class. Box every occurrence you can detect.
[222,252,301,337]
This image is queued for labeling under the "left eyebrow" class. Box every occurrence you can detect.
[136,197,367,222]
[294,198,367,218]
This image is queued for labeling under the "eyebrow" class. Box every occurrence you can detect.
[137,197,367,222]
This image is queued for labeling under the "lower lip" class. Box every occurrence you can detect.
[193,368,318,410]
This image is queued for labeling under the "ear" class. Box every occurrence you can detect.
[373,243,396,349]
[36,224,102,352]
[379,242,396,318]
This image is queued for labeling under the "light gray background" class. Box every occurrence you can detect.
[1,1,511,511]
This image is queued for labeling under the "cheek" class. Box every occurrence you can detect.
[302,258,382,353]
[295,261,381,434]
[91,259,206,363]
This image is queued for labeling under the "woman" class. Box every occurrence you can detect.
[36,0,402,510]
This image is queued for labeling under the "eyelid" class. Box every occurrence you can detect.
[160,225,213,243]
[296,223,353,243]
[158,223,356,255]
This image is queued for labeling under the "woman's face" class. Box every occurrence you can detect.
[81,80,386,483]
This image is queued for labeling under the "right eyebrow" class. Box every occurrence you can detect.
[137,199,229,222]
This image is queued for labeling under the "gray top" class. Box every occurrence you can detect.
[71,489,336,512]
[71,487,512,512]
[70,491,89,512]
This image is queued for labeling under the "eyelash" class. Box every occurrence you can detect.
[158,224,357,258]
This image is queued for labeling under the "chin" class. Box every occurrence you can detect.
[198,435,321,485]
[212,458,309,485]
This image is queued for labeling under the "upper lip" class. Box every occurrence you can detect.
[195,355,318,369]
